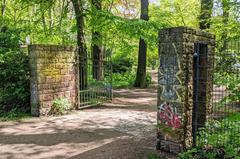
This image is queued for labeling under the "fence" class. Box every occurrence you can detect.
[194,39,240,148]
[78,49,112,108]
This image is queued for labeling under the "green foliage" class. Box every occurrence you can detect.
[149,0,200,28]
[0,108,31,121]
[210,1,240,42]
[146,73,152,86]
[112,56,133,74]
[112,71,136,88]
[0,22,30,115]
[178,145,240,159]
[198,114,240,147]
[215,72,240,107]
[49,98,71,115]
[112,69,152,88]
[214,48,240,107]
[147,153,159,159]
[178,113,240,159]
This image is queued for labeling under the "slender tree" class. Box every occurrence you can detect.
[134,0,149,88]
[48,7,53,34]
[1,0,6,17]
[59,0,69,44]
[91,0,103,80]
[39,2,48,35]
[71,0,88,89]
[199,0,213,29]
[220,0,230,53]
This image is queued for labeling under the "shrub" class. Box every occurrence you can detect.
[0,108,30,121]
[0,24,30,115]
[112,69,152,88]
[178,113,240,159]
[146,72,152,86]
[112,71,135,88]
[178,146,240,159]
[49,98,71,115]
[112,57,133,74]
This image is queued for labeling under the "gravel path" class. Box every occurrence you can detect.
[0,71,176,159]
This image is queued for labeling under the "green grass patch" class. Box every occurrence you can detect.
[178,113,240,159]
[112,70,152,89]
[0,109,31,121]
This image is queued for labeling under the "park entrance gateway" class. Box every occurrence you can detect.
[29,45,112,116]
[157,27,215,153]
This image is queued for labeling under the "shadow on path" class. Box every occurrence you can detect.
[0,70,176,159]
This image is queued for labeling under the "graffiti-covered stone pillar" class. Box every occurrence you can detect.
[157,27,215,153]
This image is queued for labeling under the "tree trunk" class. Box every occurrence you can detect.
[220,0,230,53]
[91,0,103,80]
[48,7,53,34]
[199,0,213,30]
[40,3,47,34]
[59,0,68,44]
[1,0,6,17]
[71,0,88,90]
[134,0,149,88]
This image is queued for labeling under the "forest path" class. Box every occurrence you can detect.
[0,70,175,159]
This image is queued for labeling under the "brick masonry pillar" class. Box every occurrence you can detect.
[157,27,215,153]
[29,45,79,116]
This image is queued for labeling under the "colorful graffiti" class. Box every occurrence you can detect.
[158,103,181,129]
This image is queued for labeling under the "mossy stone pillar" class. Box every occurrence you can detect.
[29,45,79,116]
[157,27,215,153]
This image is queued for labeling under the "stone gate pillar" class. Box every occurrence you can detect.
[29,45,79,116]
[157,27,215,153]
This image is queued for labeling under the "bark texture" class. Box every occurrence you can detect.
[199,0,213,30]
[134,0,149,88]
[92,0,104,80]
[71,0,88,90]
[1,0,6,17]
[220,0,230,53]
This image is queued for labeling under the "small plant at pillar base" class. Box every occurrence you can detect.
[49,98,71,115]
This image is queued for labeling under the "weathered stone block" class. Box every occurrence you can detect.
[60,69,68,75]
[29,44,79,116]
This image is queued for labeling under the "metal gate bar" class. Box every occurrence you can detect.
[193,39,240,148]
[79,49,112,108]
[192,43,209,147]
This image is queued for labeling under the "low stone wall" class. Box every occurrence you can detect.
[157,27,215,153]
[29,45,79,116]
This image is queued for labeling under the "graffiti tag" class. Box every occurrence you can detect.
[158,103,181,129]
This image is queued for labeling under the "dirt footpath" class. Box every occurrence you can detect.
[0,72,176,159]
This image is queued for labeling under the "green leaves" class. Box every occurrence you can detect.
[49,98,71,115]
[88,8,160,42]
[0,24,30,115]
[178,113,240,159]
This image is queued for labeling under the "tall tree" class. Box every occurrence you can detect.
[59,0,69,44]
[220,0,230,53]
[40,3,47,35]
[1,0,6,17]
[48,7,53,34]
[92,0,103,80]
[71,0,88,90]
[134,0,149,88]
[199,0,213,29]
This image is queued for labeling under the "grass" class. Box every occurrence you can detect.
[178,113,240,159]
[147,153,160,159]
[0,109,31,121]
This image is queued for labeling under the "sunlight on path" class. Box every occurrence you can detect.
[0,108,156,159]
[0,72,165,159]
